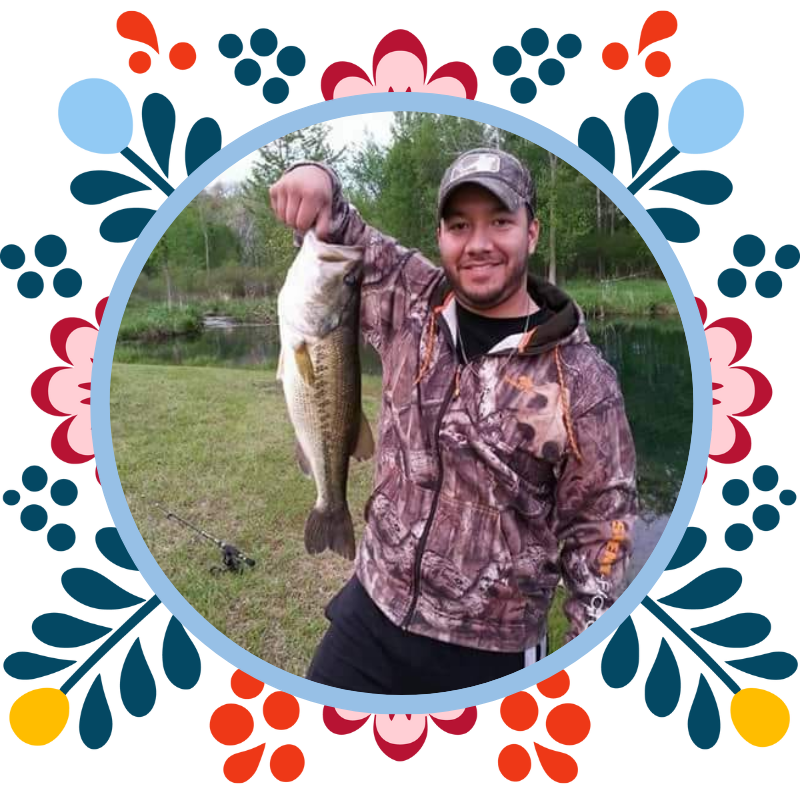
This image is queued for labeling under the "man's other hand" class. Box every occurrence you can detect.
[269,166,333,240]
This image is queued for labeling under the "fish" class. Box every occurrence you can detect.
[276,231,374,560]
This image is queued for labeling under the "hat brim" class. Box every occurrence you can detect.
[438,176,524,219]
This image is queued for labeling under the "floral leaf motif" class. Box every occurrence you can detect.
[120,638,157,717]
[665,526,706,570]
[100,208,157,243]
[162,616,201,689]
[651,171,733,205]
[32,613,111,648]
[577,117,615,172]
[625,93,658,179]
[726,652,798,680]
[658,568,742,609]
[224,744,267,783]
[142,93,176,177]
[533,743,578,784]
[70,170,151,205]
[645,638,681,717]
[96,527,138,570]
[185,118,222,176]
[61,568,145,610]
[691,613,771,648]
[373,715,427,761]
[323,706,371,734]
[687,675,720,749]
[3,652,76,679]
[80,674,113,749]
[647,207,700,243]
[601,616,639,688]
[430,707,477,734]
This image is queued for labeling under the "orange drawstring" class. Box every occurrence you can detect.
[554,346,582,463]
[414,293,453,386]
[414,310,438,386]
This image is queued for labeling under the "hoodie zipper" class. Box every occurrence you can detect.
[400,367,458,630]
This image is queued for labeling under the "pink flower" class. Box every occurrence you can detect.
[321,29,478,100]
[32,298,106,482]
[323,706,477,761]
[697,298,772,471]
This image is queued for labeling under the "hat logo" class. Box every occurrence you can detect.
[451,153,501,180]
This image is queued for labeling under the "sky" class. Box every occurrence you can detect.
[219,111,396,185]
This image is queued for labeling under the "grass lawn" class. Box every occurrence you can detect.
[565,278,677,317]
[111,363,568,678]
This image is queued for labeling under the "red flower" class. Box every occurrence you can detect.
[31,298,107,483]
[321,29,478,101]
[498,670,590,784]
[697,298,772,474]
[323,705,477,761]
[210,670,304,783]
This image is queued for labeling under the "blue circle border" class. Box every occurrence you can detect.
[93,91,711,713]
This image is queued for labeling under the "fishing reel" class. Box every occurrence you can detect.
[211,543,257,574]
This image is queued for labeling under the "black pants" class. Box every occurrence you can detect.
[307,576,533,694]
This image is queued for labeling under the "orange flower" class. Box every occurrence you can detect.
[498,670,590,783]
[209,670,304,783]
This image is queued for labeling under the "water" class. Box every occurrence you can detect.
[115,317,692,572]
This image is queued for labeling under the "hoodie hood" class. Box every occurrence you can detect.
[432,273,589,356]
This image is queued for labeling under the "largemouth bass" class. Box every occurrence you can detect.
[276,231,374,560]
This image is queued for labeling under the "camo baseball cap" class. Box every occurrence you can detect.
[438,148,536,219]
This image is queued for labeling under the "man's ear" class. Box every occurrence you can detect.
[527,218,540,255]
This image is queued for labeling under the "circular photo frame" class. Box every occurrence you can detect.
[93,91,711,713]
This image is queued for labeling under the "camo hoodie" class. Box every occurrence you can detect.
[290,162,637,653]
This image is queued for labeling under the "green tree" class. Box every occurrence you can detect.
[244,123,346,291]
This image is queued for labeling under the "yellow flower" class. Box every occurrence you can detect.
[730,688,790,747]
[9,687,70,746]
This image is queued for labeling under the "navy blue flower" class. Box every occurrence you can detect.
[0,238,83,300]
[217,27,308,106]
[492,26,583,106]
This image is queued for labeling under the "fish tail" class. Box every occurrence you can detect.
[304,505,356,561]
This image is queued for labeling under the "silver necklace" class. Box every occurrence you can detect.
[456,294,536,384]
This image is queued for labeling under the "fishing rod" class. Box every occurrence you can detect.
[151,501,256,572]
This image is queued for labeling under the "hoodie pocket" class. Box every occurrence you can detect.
[420,493,517,614]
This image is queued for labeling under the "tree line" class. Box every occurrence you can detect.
[139,113,660,307]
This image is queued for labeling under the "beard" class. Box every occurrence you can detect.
[444,253,529,312]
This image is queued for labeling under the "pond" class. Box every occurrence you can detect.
[114,316,693,580]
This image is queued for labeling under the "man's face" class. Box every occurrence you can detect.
[437,184,539,314]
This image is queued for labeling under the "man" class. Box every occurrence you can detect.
[270,148,637,694]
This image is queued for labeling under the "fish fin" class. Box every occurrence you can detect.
[276,347,284,382]
[294,343,315,385]
[351,410,375,462]
[295,440,313,479]
[304,505,355,561]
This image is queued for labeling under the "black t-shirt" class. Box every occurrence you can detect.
[456,299,554,362]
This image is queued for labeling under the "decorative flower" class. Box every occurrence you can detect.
[61,81,222,243]
[31,298,107,482]
[498,670,590,783]
[697,297,772,472]
[6,528,199,750]
[603,545,794,750]
[492,26,583,106]
[578,80,742,244]
[210,670,304,783]
[600,10,681,79]
[323,705,477,761]
[217,27,308,106]
[321,29,478,100]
